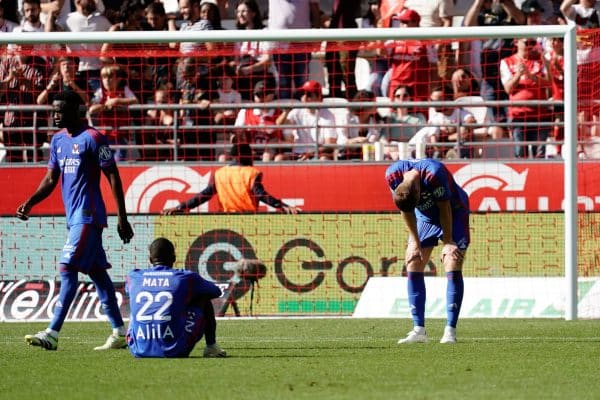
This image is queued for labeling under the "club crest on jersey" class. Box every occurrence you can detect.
[99,145,112,161]
[72,144,79,154]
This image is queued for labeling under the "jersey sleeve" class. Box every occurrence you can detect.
[88,128,116,169]
[189,273,223,300]
[424,162,452,202]
[47,134,60,171]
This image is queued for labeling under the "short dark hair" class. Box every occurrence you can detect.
[149,237,176,266]
[393,180,419,212]
[230,143,253,166]
[53,90,84,107]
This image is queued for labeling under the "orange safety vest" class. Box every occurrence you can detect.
[214,165,261,212]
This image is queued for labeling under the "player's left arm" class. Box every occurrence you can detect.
[16,168,60,220]
[103,164,134,244]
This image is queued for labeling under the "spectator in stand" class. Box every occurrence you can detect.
[463,0,525,124]
[500,37,552,158]
[324,0,360,100]
[337,89,382,160]
[409,85,477,159]
[144,1,175,90]
[0,1,19,32]
[267,0,321,99]
[451,67,505,140]
[0,43,49,162]
[170,0,224,101]
[358,0,389,97]
[560,0,600,28]
[37,56,89,106]
[381,84,427,160]
[276,80,339,161]
[46,0,112,94]
[403,0,455,85]
[232,0,276,101]
[214,65,242,160]
[520,0,547,24]
[514,0,557,24]
[561,0,600,139]
[142,85,176,161]
[544,36,565,156]
[176,57,215,161]
[234,79,285,162]
[15,0,44,33]
[385,9,430,104]
[101,0,150,102]
[88,65,140,161]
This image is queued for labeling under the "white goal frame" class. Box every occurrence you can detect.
[1,24,579,320]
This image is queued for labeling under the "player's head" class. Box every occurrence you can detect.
[52,91,85,129]
[230,142,254,166]
[393,177,420,212]
[149,237,176,267]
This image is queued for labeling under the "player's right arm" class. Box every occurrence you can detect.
[16,168,60,220]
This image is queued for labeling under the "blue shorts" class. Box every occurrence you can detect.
[417,211,470,250]
[60,224,111,274]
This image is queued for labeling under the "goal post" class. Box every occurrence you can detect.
[0,24,583,320]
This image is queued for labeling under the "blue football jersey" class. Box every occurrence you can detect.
[126,265,222,358]
[385,159,469,224]
[48,126,114,228]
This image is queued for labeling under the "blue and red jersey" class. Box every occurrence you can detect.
[385,158,469,224]
[48,126,114,228]
[126,265,222,358]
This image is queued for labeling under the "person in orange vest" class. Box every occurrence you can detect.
[161,143,299,214]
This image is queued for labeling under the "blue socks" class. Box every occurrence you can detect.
[407,272,426,328]
[49,268,78,332]
[89,269,125,329]
[446,271,464,328]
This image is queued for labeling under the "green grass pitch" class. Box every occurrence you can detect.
[1,318,599,400]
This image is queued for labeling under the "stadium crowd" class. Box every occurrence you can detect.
[1,0,599,162]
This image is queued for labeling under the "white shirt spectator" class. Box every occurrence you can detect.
[60,10,111,71]
[339,114,381,145]
[286,108,338,155]
[403,0,454,28]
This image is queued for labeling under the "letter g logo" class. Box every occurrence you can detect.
[124,166,211,213]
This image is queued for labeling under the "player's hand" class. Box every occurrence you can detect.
[161,207,183,216]
[117,220,134,244]
[281,205,300,214]
[405,244,423,264]
[16,202,31,221]
[441,243,464,264]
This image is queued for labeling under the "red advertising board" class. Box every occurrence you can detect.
[2,162,600,214]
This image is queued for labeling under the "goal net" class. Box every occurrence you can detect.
[0,24,597,320]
